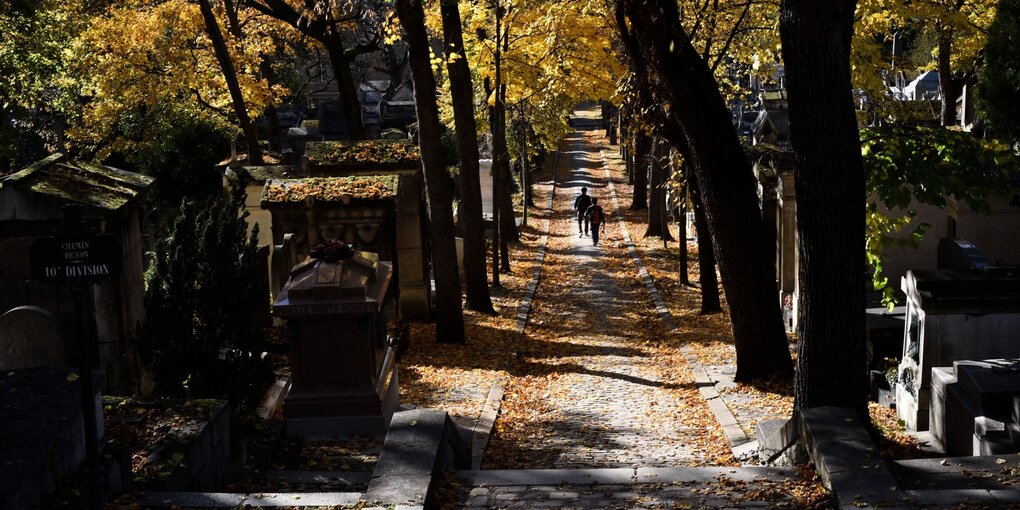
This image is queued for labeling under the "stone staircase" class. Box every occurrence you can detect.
[454,466,814,509]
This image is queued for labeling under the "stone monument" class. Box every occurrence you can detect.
[0,306,68,371]
[273,243,398,436]
[930,359,1020,456]
[896,269,1020,431]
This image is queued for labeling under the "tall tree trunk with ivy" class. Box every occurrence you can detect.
[631,131,649,210]
[645,136,674,239]
[396,0,465,343]
[688,172,721,313]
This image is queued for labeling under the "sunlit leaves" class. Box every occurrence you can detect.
[66,0,289,159]
[853,0,996,119]
[862,125,1018,304]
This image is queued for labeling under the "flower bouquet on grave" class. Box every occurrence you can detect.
[309,240,356,263]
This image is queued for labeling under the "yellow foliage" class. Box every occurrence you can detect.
[419,0,627,150]
[854,0,997,118]
[66,0,289,158]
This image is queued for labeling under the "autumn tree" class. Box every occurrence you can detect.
[245,0,385,139]
[198,0,263,164]
[450,0,626,273]
[780,0,867,410]
[976,0,1020,142]
[616,0,794,380]
[395,0,466,343]
[68,0,285,161]
[854,0,994,126]
[0,0,94,170]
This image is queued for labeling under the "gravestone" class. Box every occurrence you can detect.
[930,359,1020,456]
[0,306,68,370]
[896,269,1020,431]
[273,246,398,436]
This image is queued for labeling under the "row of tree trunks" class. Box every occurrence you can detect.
[780,0,867,410]
[395,0,465,343]
[688,172,721,314]
[617,0,793,381]
[644,136,673,240]
[630,131,650,210]
[440,0,494,313]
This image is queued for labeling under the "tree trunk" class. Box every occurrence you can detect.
[617,0,793,381]
[440,0,494,313]
[937,30,960,127]
[245,0,368,140]
[322,32,367,140]
[631,131,649,210]
[484,79,501,287]
[781,0,867,410]
[678,181,690,286]
[689,173,721,313]
[198,0,263,165]
[621,119,633,183]
[645,136,674,239]
[395,0,465,343]
[494,88,519,244]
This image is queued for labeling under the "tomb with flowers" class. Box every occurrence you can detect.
[260,139,429,320]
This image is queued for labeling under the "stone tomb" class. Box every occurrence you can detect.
[896,269,1020,431]
[273,249,398,436]
[930,359,1020,456]
[0,306,67,370]
[261,139,430,320]
[0,154,153,391]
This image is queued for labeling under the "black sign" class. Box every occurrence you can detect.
[30,234,123,282]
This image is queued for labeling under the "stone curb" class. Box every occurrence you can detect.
[799,407,899,509]
[598,146,752,454]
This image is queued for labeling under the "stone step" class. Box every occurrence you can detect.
[458,466,797,486]
[253,470,372,489]
[456,466,811,509]
[136,491,363,508]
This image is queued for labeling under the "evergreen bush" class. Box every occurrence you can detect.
[138,179,271,408]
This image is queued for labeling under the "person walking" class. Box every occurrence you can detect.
[573,187,593,237]
[585,198,606,246]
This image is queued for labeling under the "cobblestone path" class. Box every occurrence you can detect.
[454,115,832,509]
[483,123,711,469]
[535,131,700,468]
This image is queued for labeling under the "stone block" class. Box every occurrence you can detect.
[0,306,69,371]
[364,409,469,509]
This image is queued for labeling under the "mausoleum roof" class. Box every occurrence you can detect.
[235,165,303,182]
[1,153,154,212]
[261,175,399,205]
[305,139,420,171]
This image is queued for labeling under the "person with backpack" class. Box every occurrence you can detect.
[585,198,607,246]
[573,187,593,237]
